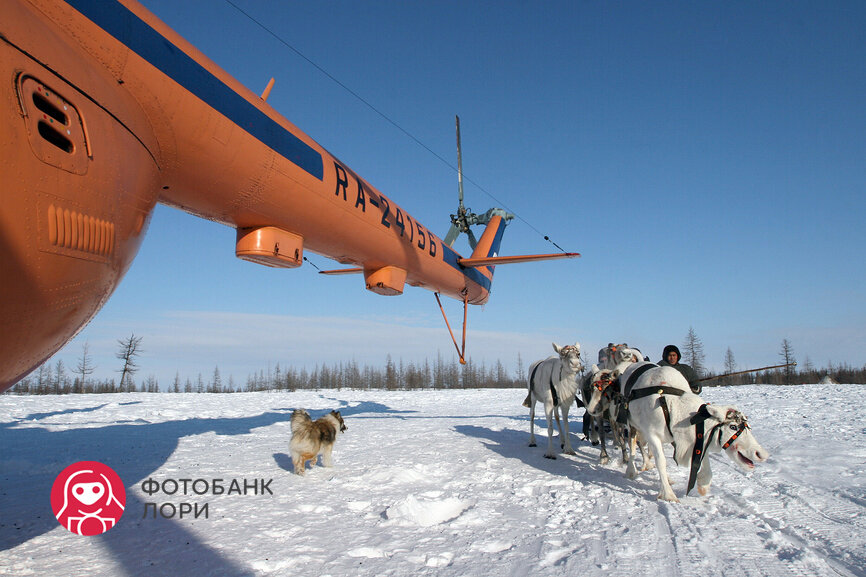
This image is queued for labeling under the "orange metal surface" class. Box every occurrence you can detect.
[0,0,577,391]
[364,266,408,296]
[235,227,304,269]
[1,0,162,391]
[0,0,486,391]
[459,252,581,268]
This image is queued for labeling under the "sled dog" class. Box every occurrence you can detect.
[290,409,347,475]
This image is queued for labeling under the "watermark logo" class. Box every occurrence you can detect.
[51,461,126,535]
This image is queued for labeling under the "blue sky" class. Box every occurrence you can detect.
[49,1,866,386]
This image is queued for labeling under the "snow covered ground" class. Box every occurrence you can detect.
[1,384,864,577]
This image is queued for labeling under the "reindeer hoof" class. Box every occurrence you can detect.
[657,493,679,503]
[544,454,556,460]
[528,443,537,447]
[591,441,599,446]
[564,449,576,456]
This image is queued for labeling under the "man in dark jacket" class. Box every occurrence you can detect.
[659,344,701,394]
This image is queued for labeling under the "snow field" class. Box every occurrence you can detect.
[1,385,864,576]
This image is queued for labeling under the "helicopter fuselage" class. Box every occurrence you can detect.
[0,0,502,390]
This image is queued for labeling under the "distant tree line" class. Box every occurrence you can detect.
[6,350,530,394]
[5,330,864,395]
[702,359,866,387]
[667,330,864,387]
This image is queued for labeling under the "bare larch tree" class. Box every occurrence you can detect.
[117,333,143,391]
[723,347,737,385]
[681,326,706,376]
[75,341,96,392]
[779,338,797,385]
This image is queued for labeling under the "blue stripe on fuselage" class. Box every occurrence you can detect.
[441,245,492,292]
[65,0,496,292]
[487,220,506,258]
[480,218,506,278]
[64,0,324,180]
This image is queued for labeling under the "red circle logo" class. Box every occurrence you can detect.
[50,461,126,535]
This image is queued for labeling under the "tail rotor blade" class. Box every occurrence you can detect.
[467,228,478,250]
[444,223,460,247]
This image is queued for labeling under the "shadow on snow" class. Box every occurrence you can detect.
[0,395,413,576]
[454,421,660,498]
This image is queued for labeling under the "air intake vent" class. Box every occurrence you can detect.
[32,91,69,125]
[17,75,89,174]
[47,204,115,257]
[37,121,74,153]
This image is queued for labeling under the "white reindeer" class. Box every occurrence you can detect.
[582,365,619,464]
[583,363,655,471]
[618,361,769,501]
[523,342,583,459]
[599,342,644,371]
[581,343,645,464]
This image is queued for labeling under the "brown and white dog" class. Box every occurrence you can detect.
[290,409,347,475]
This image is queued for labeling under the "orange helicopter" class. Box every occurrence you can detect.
[0,0,578,392]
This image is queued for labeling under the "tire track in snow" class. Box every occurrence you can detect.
[658,493,814,577]
[553,484,618,572]
[631,447,804,577]
[617,439,772,577]
[555,465,678,577]
[704,446,864,577]
[715,473,866,577]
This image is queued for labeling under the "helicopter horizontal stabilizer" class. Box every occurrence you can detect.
[319,267,363,275]
[458,252,580,268]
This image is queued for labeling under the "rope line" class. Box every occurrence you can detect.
[225,0,568,253]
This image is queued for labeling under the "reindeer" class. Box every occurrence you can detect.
[581,344,646,465]
[617,361,769,501]
[522,342,583,459]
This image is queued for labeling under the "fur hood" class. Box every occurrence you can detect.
[661,344,681,363]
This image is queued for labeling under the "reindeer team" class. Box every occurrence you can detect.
[524,342,769,502]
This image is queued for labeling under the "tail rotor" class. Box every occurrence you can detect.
[444,115,512,249]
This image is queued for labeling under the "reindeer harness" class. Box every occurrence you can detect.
[615,364,685,437]
[686,403,751,495]
[591,374,618,404]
